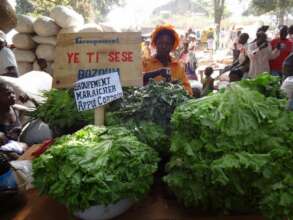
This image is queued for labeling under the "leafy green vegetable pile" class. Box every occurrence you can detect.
[30,89,94,136]
[106,80,190,155]
[164,85,293,219]
[33,125,159,212]
[239,73,285,98]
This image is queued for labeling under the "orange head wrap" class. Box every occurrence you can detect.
[151,24,180,51]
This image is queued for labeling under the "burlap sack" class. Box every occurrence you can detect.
[13,33,36,50]
[100,23,118,32]
[79,23,103,33]
[33,60,53,75]
[16,15,34,33]
[59,26,80,34]
[33,16,60,37]
[17,62,33,75]
[36,44,55,61]
[32,36,57,46]
[14,49,36,62]
[50,5,84,28]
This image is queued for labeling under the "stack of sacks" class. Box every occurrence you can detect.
[33,5,85,74]
[14,5,119,76]
[13,15,36,75]
[32,15,60,75]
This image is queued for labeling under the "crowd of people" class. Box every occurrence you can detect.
[142,24,293,105]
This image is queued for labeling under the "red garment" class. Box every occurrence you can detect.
[270,38,293,72]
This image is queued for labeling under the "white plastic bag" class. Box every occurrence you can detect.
[10,160,33,191]
[281,76,293,99]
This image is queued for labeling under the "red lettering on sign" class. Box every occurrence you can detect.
[87,52,94,63]
[108,51,133,62]
[67,52,80,64]
[121,51,133,62]
[108,51,114,62]
[96,52,99,63]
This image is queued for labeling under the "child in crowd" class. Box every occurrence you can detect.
[0,82,27,160]
[202,67,214,96]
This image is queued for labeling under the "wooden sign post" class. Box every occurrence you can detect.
[53,32,142,125]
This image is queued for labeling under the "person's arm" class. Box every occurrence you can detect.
[268,44,280,60]
[177,64,193,95]
[238,47,248,65]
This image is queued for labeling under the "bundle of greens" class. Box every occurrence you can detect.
[106,80,190,155]
[33,125,159,212]
[164,85,293,220]
[30,89,94,136]
[239,73,285,98]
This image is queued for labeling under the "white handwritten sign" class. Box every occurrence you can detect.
[74,72,123,111]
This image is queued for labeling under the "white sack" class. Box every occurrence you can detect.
[33,16,60,37]
[17,62,32,75]
[36,44,55,61]
[50,5,84,28]
[13,33,36,49]
[14,49,35,62]
[33,60,53,75]
[16,15,34,33]
[59,26,80,34]
[32,35,57,46]
[0,71,52,103]
[79,23,103,33]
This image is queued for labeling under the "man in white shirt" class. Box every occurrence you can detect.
[0,31,18,77]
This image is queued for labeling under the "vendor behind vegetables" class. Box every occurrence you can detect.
[142,24,192,95]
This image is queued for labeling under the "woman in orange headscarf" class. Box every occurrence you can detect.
[142,25,192,95]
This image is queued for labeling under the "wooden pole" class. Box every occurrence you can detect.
[94,107,105,125]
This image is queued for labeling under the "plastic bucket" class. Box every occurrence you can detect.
[74,199,133,220]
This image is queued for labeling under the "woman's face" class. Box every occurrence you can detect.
[156,34,173,57]
[0,86,16,106]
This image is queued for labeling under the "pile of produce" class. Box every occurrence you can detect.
[106,80,190,155]
[30,89,93,136]
[33,125,159,212]
[164,84,293,220]
[238,73,285,98]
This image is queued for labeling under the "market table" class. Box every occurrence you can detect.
[1,183,265,220]
[1,145,265,220]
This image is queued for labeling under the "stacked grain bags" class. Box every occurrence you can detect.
[33,5,85,74]
[32,15,60,75]
[14,5,118,76]
[13,15,36,75]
